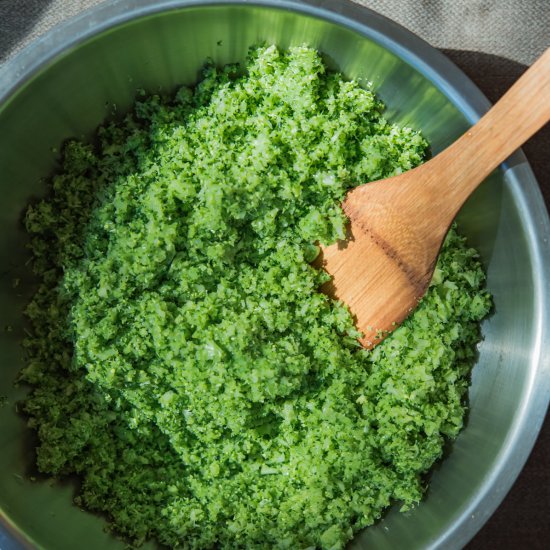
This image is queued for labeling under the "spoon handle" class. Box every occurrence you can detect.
[432,47,550,210]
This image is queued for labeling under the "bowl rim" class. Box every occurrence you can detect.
[0,1,548,549]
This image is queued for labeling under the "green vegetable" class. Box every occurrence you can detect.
[20,46,491,549]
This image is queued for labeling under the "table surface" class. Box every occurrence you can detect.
[1,1,548,549]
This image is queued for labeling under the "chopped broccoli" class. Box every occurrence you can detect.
[20,46,491,549]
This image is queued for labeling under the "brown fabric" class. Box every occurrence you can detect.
[355,0,549,65]
[1,1,548,548]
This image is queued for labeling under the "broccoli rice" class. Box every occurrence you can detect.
[20,45,491,549]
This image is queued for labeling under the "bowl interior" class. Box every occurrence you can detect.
[0,3,542,549]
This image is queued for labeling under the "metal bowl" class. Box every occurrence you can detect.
[0,1,548,548]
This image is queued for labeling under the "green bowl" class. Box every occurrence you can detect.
[1,1,549,549]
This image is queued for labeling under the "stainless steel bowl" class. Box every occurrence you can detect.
[0,1,548,549]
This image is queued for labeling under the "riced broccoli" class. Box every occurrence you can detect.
[20,46,491,549]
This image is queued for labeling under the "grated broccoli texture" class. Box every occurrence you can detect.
[20,46,491,549]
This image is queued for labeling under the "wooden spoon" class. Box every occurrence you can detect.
[318,47,550,348]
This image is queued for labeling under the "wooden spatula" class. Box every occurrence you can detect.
[318,47,550,348]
